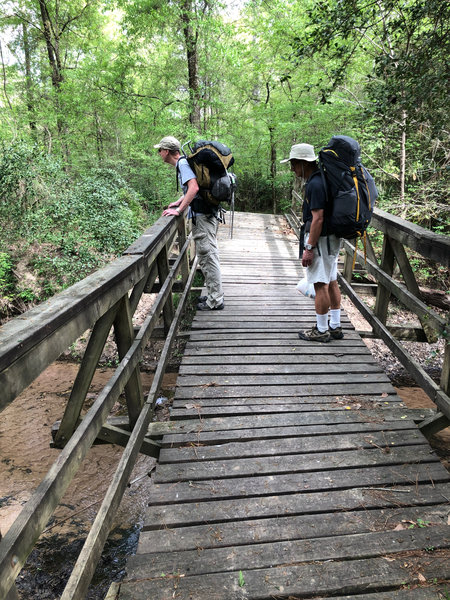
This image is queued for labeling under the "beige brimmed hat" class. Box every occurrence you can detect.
[280,143,318,163]
[154,136,181,152]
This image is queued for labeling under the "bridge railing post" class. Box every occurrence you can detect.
[441,336,450,396]
[157,244,175,335]
[177,216,190,287]
[373,234,395,325]
[53,302,120,448]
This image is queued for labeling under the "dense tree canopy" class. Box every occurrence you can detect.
[0,0,448,314]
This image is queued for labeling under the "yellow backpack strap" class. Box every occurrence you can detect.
[350,166,361,221]
[351,231,368,272]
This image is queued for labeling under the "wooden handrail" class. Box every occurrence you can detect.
[0,213,195,599]
[371,208,450,266]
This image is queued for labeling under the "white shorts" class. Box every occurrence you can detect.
[306,234,341,284]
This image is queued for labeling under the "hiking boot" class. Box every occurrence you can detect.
[330,326,344,340]
[198,295,208,303]
[197,301,225,311]
[298,326,330,343]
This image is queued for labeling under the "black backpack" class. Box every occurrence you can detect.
[179,140,236,207]
[319,135,378,239]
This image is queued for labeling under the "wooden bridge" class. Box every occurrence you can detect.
[115,213,450,599]
[0,211,449,599]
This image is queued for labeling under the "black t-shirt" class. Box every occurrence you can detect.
[302,170,327,235]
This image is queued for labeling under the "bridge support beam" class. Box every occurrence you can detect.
[418,411,450,438]
[53,302,120,448]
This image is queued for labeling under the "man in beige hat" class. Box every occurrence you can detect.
[155,136,224,310]
[281,143,343,342]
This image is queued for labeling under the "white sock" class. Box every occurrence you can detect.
[316,313,329,333]
[329,309,341,329]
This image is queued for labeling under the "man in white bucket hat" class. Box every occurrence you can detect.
[281,142,343,342]
[280,143,318,164]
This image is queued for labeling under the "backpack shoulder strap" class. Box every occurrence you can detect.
[175,155,189,193]
[318,161,330,203]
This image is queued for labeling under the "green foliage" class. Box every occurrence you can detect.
[238,571,245,587]
[0,142,150,315]
[289,0,449,223]
[407,518,430,529]
[0,141,63,227]
[0,252,14,299]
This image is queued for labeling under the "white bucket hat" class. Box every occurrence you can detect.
[280,143,318,163]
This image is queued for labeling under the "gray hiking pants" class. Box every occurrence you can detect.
[192,214,224,308]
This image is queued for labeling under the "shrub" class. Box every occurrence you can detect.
[0,143,151,314]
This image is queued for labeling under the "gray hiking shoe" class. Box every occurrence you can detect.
[329,326,344,340]
[197,301,225,311]
[298,326,330,343]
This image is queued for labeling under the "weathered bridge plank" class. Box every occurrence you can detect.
[158,428,427,463]
[147,462,448,504]
[118,213,450,600]
[146,407,432,438]
[137,504,450,553]
[144,482,450,529]
[126,525,450,579]
[119,554,450,599]
[154,444,439,482]
[173,381,396,398]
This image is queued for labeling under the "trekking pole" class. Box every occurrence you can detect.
[229,191,235,239]
[229,173,236,239]
[181,140,192,157]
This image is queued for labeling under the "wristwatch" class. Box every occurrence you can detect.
[175,208,180,215]
[305,243,315,251]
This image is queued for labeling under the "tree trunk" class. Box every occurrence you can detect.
[419,287,450,311]
[39,0,63,91]
[0,41,13,111]
[181,0,201,133]
[399,109,407,204]
[22,22,36,134]
[269,126,277,214]
[38,0,70,163]
[95,111,103,162]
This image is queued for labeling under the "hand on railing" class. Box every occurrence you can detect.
[163,207,181,217]
[163,199,183,217]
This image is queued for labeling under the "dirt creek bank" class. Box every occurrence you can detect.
[0,363,177,599]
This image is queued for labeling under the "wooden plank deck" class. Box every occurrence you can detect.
[118,213,450,599]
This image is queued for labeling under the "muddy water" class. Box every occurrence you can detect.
[0,362,177,600]
[1,363,449,599]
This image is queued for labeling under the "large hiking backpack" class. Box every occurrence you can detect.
[319,135,378,240]
[180,140,236,207]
